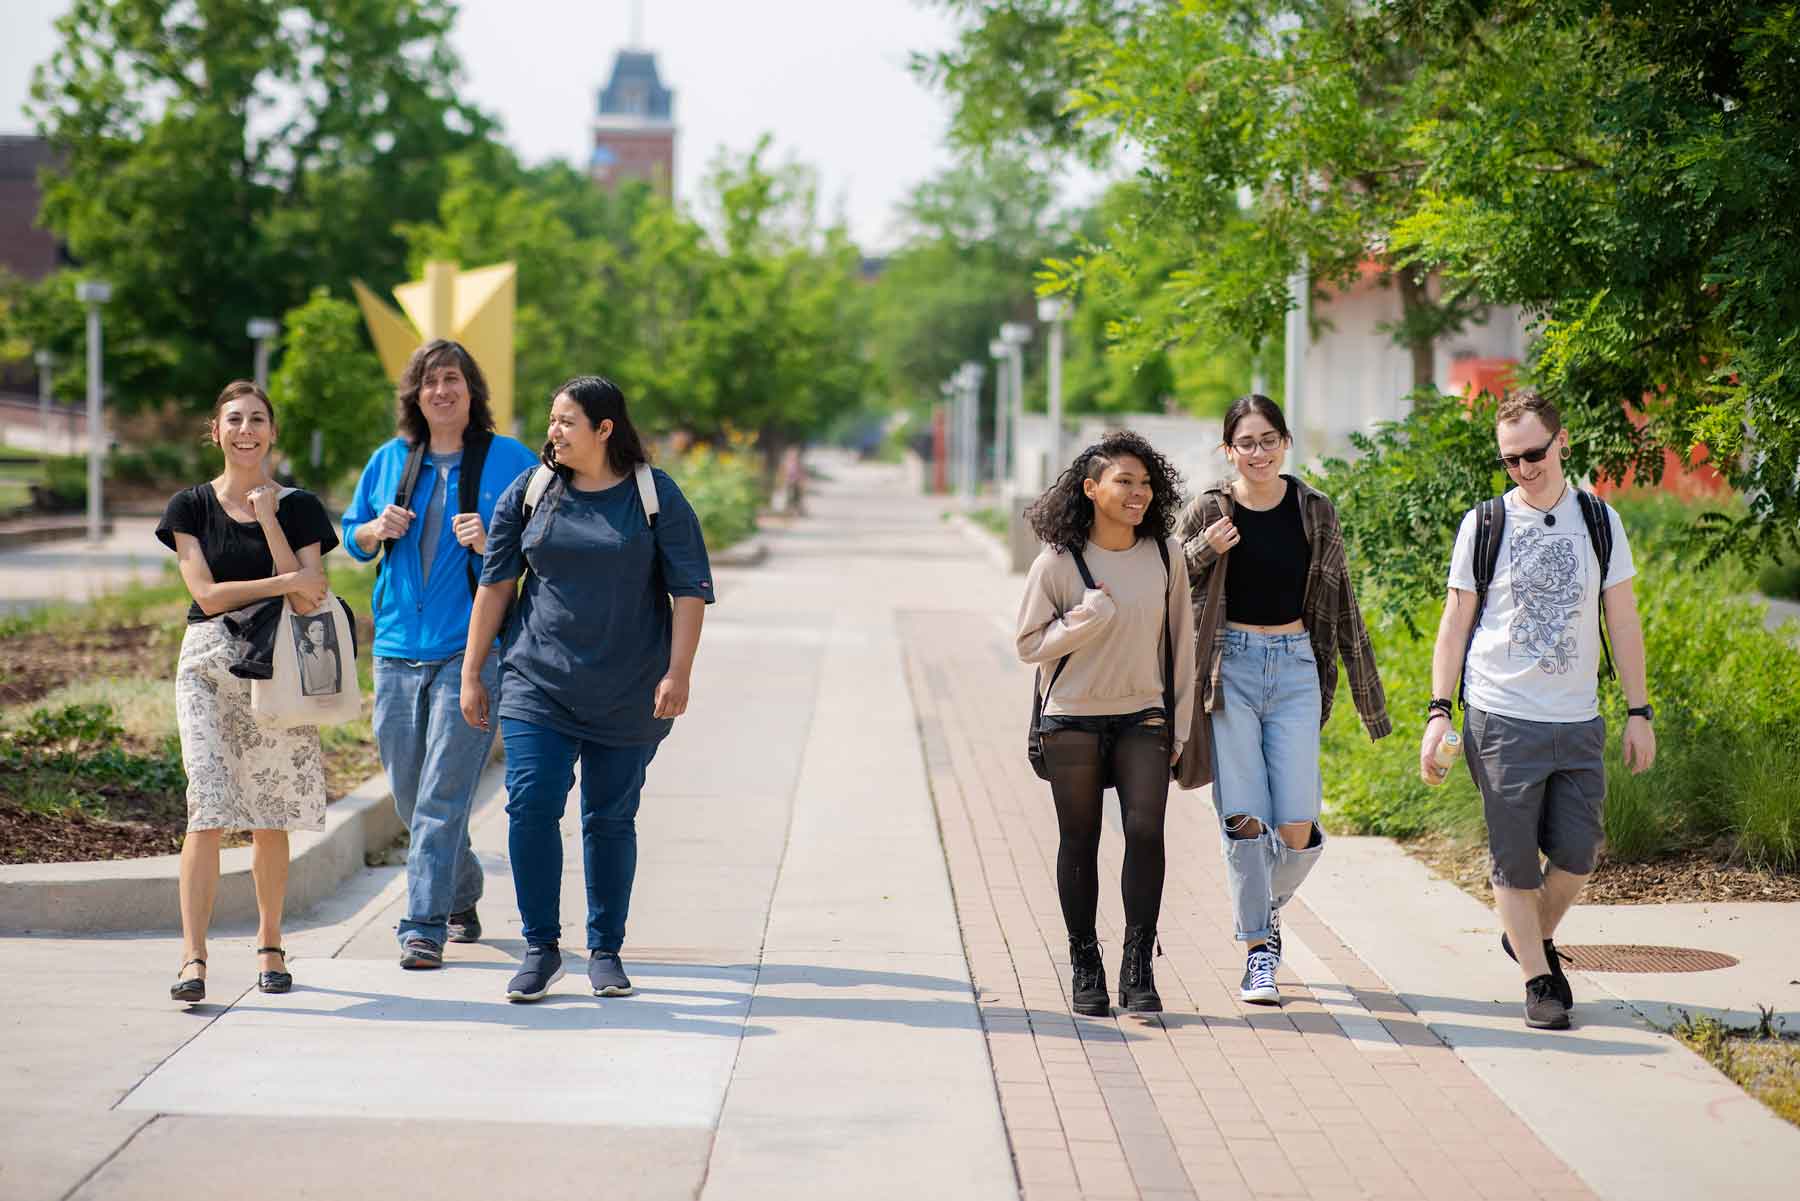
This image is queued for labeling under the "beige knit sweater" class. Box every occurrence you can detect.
[1016,535,1196,753]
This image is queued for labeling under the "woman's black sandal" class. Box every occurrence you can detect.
[170,958,206,1003]
[256,946,292,994]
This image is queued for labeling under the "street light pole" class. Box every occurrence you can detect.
[1000,322,1030,494]
[75,280,112,544]
[247,317,279,391]
[989,337,1010,494]
[33,349,54,455]
[957,362,984,506]
[1037,297,1070,479]
[1283,257,1309,467]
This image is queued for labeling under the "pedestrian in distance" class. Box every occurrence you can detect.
[1421,390,1654,1031]
[340,340,538,970]
[1174,395,1391,1006]
[1017,431,1196,1017]
[461,376,715,1003]
[156,380,340,1003]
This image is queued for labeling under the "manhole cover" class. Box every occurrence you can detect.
[1557,944,1739,973]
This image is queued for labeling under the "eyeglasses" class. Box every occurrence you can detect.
[1496,434,1558,471]
[1229,433,1285,454]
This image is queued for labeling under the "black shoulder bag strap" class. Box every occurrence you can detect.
[1032,547,1101,728]
[1459,497,1506,708]
[458,429,494,597]
[372,440,428,611]
[1574,489,1617,680]
[1154,537,1174,727]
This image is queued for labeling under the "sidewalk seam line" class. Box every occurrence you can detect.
[60,1114,157,1199]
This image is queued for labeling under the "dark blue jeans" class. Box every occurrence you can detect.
[500,717,657,952]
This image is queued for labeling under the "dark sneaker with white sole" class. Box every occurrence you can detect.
[1240,948,1280,1005]
[506,944,565,1002]
[1524,973,1570,1029]
[588,952,634,997]
[446,908,482,944]
[1502,933,1572,1008]
[399,937,444,970]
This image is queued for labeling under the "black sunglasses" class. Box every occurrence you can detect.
[1496,434,1559,471]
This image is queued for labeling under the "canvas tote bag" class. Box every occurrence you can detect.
[252,593,361,728]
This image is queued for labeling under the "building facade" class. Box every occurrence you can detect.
[0,134,64,281]
[591,50,676,195]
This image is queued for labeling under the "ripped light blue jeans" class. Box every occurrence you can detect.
[1209,629,1326,943]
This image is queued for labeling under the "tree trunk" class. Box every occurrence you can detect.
[1395,269,1438,395]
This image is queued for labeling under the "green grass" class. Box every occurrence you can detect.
[969,506,1009,540]
[1672,1009,1800,1128]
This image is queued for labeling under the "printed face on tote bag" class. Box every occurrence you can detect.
[295,613,343,697]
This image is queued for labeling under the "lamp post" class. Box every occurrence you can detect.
[989,337,1010,494]
[247,317,279,391]
[1037,297,1070,479]
[75,279,112,544]
[956,362,984,505]
[1000,322,1030,493]
[33,349,54,455]
[1283,257,1309,467]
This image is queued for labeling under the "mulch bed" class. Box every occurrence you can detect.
[0,803,187,863]
[1404,830,1800,905]
[0,626,175,708]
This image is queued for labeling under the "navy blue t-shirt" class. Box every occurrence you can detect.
[480,466,716,746]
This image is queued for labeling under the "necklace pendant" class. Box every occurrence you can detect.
[1545,514,1556,526]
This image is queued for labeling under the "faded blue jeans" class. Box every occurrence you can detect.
[500,717,657,953]
[1209,629,1327,943]
[373,652,498,948]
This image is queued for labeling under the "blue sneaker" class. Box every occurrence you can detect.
[588,952,634,997]
[505,944,564,1003]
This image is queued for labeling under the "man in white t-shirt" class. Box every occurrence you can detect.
[1420,392,1657,1030]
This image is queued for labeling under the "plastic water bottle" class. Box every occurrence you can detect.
[1428,729,1462,786]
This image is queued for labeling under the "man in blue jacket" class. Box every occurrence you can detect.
[342,340,539,969]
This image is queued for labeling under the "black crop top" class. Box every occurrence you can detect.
[156,484,339,624]
[1224,479,1307,625]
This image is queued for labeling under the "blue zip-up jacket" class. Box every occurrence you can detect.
[341,433,540,661]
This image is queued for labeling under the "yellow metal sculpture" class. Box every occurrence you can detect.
[353,260,518,431]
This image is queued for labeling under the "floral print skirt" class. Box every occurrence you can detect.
[174,619,326,833]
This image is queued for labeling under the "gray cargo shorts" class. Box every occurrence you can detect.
[1463,706,1607,889]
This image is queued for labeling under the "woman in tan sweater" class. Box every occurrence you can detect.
[1017,431,1195,1016]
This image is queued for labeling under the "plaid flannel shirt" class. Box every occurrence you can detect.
[1175,477,1392,740]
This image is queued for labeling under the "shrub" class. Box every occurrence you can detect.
[1757,560,1800,602]
[663,439,763,551]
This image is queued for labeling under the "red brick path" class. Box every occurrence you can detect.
[901,611,1595,1201]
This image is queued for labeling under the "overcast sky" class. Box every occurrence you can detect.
[0,0,985,251]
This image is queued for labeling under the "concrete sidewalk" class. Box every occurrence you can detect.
[0,460,1019,1201]
[0,515,166,617]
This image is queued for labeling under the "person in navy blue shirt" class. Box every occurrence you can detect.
[341,340,538,969]
[461,375,714,1003]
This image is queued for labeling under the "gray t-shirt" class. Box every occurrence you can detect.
[416,450,461,586]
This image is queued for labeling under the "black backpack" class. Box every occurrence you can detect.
[1027,538,1174,782]
[372,429,494,608]
[1460,489,1616,706]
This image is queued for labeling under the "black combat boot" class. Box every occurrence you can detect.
[1069,935,1110,1016]
[1119,925,1162,1012]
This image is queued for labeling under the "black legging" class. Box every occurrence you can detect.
[1041,721,1171,938]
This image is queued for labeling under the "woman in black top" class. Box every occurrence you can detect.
[155,381,339,1003]
[1175,395,1390,1008]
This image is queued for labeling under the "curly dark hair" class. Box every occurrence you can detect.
[1025,430,1184,553]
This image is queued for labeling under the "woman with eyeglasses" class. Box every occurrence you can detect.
[1174,395,1391,1006]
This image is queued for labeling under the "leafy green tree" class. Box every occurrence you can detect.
[26,0,492,412]
[268,288,391,492]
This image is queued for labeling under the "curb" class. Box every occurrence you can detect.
[948,512,1012,573]
[0,771,401,934]
[711,536,768,568]
[0,518,115,551]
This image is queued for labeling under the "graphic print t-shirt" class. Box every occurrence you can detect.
[1447,487,1634,723]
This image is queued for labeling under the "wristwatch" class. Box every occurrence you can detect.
[1627,704,1654,722]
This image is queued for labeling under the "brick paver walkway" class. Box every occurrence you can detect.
[901,611,1596,1201]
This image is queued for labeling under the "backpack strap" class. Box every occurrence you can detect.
[635,461,659,526]
[458,430,494,596]
[1575,489,1617,680]
[1459,497,1506,708]
[1037,547,1101,710]
[1154,537,1175,729]
[521,465,556,518]
[371,444,425,611]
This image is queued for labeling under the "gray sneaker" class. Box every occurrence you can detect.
[1524,974,1570,1029]
[399,937,443,970]
[588,952,634,997]
[446,907,482,944]
[506,944,565,1003]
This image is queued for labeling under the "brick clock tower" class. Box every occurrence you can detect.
[590,48,676,196]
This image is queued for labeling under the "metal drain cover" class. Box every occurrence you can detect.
[1558,944,1739,973]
